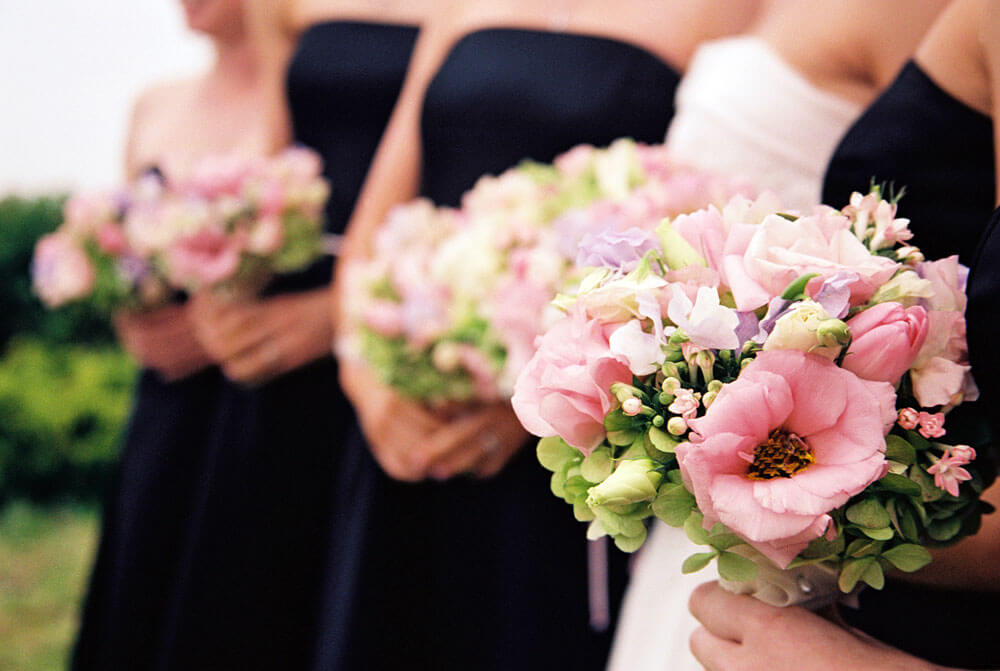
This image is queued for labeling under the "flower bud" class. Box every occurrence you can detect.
[622,398,643,416]
[869,270,933,307]
[694,349,716,383]
[763,300,843,360]
[667,416,688,435]
[815,318,850,349]
[586,458,663,508]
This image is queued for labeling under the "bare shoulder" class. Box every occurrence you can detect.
[125,77,199,177]
[915,0,991,115]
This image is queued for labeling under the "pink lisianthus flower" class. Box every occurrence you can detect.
[166,227,245,288]
[842,302,929,384]
[927,445,976,497]
[676,350,894,568]
[32,233,96,307]
[512,307,632,454]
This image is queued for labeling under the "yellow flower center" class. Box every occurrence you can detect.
[747,429,815,480]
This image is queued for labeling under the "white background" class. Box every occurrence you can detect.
[0,1,212,194]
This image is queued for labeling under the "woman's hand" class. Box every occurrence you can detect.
[114,303,213,380]
[339,360,527,481]
[688,581,944,671]
[189,288,333,386]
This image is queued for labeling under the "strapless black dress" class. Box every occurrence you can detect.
[332,28,680,671]
[72,368,223,670]
[76,23,417,671]
[823,61,999,670]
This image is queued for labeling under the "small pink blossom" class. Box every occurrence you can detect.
[96,223,128,255]
[927,446,975,497]
[668,389,700,420]
[917,411,946,439]
[166,227,245,288]
[897,408,920,430]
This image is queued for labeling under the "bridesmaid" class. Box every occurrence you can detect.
[72,0,265,668]
[330,1,757,669]
[817,1,1000,667]
[608,3,948,670]
[152,1,431,669]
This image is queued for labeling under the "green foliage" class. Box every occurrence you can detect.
[0,195,115,348]
[0,338,136,503]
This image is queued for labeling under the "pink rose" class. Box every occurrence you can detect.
[96,222,129,255]
[512,308,632,454]
[32,233,96,307]
[842,302,929,384]
[676,350,893,568]
[166,228,244,288]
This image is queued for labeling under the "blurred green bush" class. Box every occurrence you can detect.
[0,195,136,503]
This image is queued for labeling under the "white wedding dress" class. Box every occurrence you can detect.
[606,36,862,671]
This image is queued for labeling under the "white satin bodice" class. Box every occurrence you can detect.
[665,36,862,211]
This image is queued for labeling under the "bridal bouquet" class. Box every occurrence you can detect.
[347,139,749,404]
[33,148,330,313]
[32,177,173,313]
[512,189,992,602]
[155,147,330,296]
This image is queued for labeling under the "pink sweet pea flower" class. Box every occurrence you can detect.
[512,308,632,454]
[927,445,975,497]
[842,302,929,384]
[675,350,893,568]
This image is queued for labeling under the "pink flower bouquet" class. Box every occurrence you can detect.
[33,148,331,315]
[346,139,750,404]
[513,189,992,602]
[32,178,174,314]
[158,147,330,296]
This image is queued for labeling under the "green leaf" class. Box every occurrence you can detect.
[717,551,758,582]
[845,538,882,558]
[801,531,845,560]
[607,429,642,447]
[647,425,679,454]
[860,526,895,541]
[706,532,744,552]
[550,471,567,499]
[537,437,580,472]
[780,273,819,300]
[839,556,875,593]
[604,409,643,432]
[879,473,922,497]
[655,219,707,270]
[580,447,613,483]
[614,526,648,553]
[861,560,885,590]
[884,435,916,465]
[651,484,695,527]
[846,498,891,529]
[684,513,711,546]
[909,467,943,502]
[928,517,962,542]
[681,551,717,574]
[880,544,932,572]
[666,469,684,485]
[563,475,591,501]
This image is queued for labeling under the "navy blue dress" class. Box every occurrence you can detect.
[329,29,680,671]
[823,61,999,670]
[72,368,223,670]
[78,22,418,671]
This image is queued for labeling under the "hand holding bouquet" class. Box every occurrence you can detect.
[513,189,992,605]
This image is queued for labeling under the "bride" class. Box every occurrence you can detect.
[606,2,948,670]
